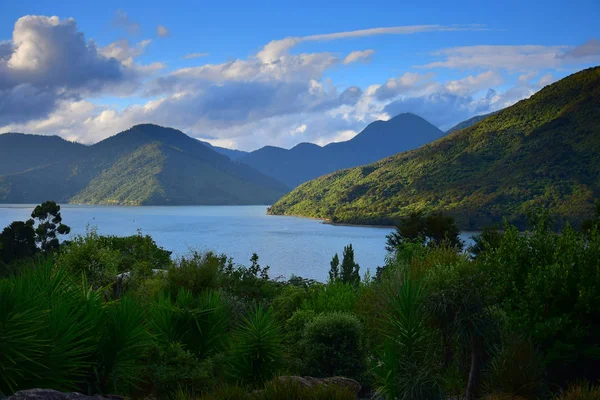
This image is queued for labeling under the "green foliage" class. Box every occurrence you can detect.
[284,309,316,347]
[300,312,367,381]
[269,67,600,230]
[271,285,309,322]
[29,201,71,252]
[95,295,155,394]
[0,220,36,265]
[375,268,444,400]
[228,306,283,386]
[301,282,357,314]
[554,381,600,400]
[339,244,360,285]
[386,211,463,253]
[167,251,227,296]
[150,289,230,359]
[142,342,219,398]
[328,253,340,282]
[484,333,545,398]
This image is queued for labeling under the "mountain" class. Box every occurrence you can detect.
[0,124,288,205]
[268,67,600,229]
[445,111,499,133]
[199,140,248,160]
[239,113,444,188]
[0,133,87,175]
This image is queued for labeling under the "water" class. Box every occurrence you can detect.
[0,205,477,282]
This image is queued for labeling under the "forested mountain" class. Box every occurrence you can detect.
[239,113,444,188]
[269,67,600,229]
[0,124,288,205]
[445,111,499,133]
[0,133,87,175]
[199,140,248,160]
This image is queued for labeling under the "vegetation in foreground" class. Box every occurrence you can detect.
[1,201,600,399]
[268,66,600,229]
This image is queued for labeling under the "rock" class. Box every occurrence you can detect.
[275,376,362,396]
[6,389,124,400]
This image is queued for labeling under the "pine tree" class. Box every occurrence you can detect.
[340,244,360,285]
[329,253,340,282]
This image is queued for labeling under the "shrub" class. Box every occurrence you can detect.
[142,342,218,397]
[167,251,225,296]
[228,306,283,386]
[271,285,309,321]
[554,381,600,400]
[301,312,366,381]
[484,333,545,398]
[149,289,231,359]
[301,282,357,314]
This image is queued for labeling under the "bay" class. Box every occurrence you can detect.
[0,205,476,282]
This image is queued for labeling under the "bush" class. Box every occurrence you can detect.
[149,289,231,359]
[167,251,226,296]
[484,333,545,398]
[142,342,219,397]
[554,381,600,400]
[228,306,283,386]
[300,312,366,381]
[271,285,309,321]
[301,282,357,314]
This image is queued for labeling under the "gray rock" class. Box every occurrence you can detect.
[5,389,123,400]
[275,376,362,396]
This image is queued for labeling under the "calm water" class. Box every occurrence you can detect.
[0,205,475,282]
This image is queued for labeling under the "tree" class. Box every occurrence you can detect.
[340,244,360,285]
[385,211,426,252]
[386,211,463,253]
[581,201,600,233]
[0,220,36,264]
[425,212,463,250]
[328,253,340,282]
[29,201,71,252]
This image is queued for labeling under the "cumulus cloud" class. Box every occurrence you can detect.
[157,25,170,37]
[373,72,436,100]
[0,15,154,124]
[343,50,375,64]
[113,10,140,34]
[445,70,503,95]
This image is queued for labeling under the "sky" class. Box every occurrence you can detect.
[0,0,599,151]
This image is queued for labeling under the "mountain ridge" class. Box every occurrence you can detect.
[268,66,600,229]
[239,113,445,188]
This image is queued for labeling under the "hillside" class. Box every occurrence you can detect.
[239,113,444,187]
[445,111,499,133]
[200,140,248,160]
[0,133,87,175]
[268,67,600,229]
[0,124,288,205]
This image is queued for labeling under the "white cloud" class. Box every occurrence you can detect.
[421,41,600,71]
[113,9,140,34]
[256,25,485,63]
[343,50,375,64]
[373,72,436,100]
[184,52,209,59]
[445,70,503,95]
[157,25,170,37]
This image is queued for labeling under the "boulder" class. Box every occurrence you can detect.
[275,376,361,396]
[5,389,123,400]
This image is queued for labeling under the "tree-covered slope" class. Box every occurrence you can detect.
[269,67,600,229]
[0,133,87,175]
[0,124,288,205]
[239,113,444,188]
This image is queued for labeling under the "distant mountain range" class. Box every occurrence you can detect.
[269,67,600,229]
[239,113,445,188]
[0,125,287,205]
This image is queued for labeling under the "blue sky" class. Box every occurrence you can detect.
[0,0,598,150]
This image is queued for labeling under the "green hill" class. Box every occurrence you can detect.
[268,67,600,229]
[0,133,87,175]
[0,124,288,205]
